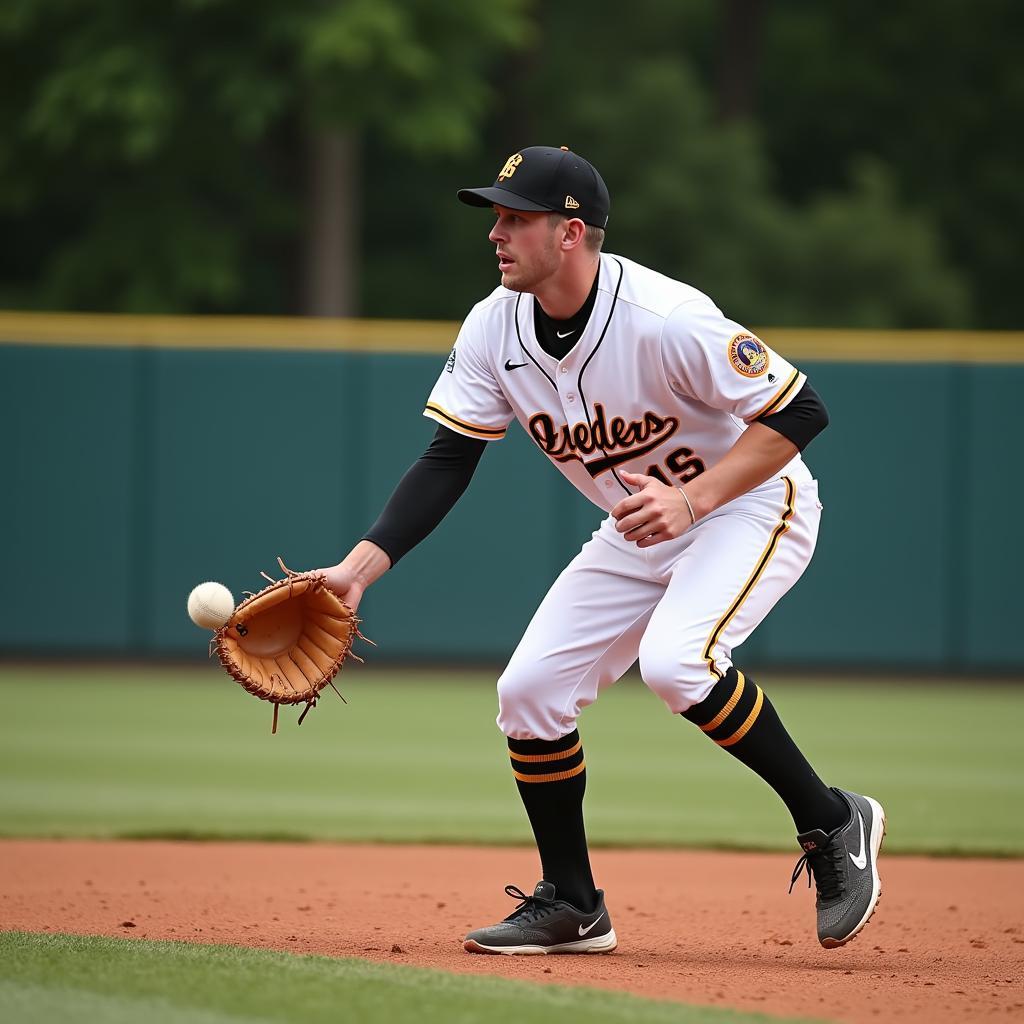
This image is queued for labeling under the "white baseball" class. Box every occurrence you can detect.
[187,581,235,630]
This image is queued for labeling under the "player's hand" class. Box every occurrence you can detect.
[312,541,392,612]
[314,563,367,611]
[612,471,695,547]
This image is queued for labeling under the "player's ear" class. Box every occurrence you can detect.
[560,217,587,251]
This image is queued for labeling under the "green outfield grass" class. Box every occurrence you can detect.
[0,932,812,1024]
[0,665,1021,854]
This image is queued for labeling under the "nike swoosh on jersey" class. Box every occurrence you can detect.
[578,911,607,936]
[556,330,575,338]
[849,813,867,870]
[504,359,529,371]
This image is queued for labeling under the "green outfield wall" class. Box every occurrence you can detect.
[2,313,1021,670]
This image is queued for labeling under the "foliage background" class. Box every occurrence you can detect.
[2,0,1020,327]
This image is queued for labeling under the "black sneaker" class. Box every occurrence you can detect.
[463,882,617,955]
[790,788,886,948]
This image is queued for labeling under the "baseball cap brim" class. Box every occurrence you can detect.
[457,186,553,212]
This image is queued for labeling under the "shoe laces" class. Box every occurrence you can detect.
[502,884,557,925]
[789,842,845,902]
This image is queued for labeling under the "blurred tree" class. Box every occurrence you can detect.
[526,3,969,327]
[715,0,766,122]
[363,2,968,327]
[2,0,1012,328]
[754,0,1024,328]
[0,0,527,314]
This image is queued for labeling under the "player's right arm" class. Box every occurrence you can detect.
[318,424,487,609]
[319,304,512,607]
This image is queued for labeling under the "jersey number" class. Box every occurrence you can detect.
[646,446,706,486]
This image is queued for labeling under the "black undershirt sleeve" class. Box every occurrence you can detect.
[361,424,488,566]
[756,380,829,452]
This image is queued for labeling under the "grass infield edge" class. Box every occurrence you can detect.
[0,930,822,1024]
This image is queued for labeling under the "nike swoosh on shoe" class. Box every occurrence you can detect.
[578,910,606,936]
[850,812,867,870]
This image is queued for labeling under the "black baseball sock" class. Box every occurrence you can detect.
[507,729,597,912]
[682,668,848,834]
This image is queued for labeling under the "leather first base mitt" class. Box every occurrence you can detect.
[214,558,365,733]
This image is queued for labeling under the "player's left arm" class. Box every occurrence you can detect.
[614,305,828,546]
[614,422,797,547]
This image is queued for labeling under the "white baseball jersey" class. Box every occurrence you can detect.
[425,253,812,510]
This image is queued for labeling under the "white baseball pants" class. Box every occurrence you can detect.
[496,474,822,740]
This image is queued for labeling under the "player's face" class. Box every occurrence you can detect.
[488,206,562,293]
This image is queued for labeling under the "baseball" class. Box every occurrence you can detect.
[187,581,235,630]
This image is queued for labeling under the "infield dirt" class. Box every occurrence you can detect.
[2,840,1021,1023]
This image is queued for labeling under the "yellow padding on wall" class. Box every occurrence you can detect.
[0,312,457,353]
[2,312,1023,363]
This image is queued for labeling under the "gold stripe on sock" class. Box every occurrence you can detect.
[509,739,582,764]
[512,761,586,784]
[699,671,746,733]
[717,685,764,748]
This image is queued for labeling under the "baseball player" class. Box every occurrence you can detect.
[317,146,885,954]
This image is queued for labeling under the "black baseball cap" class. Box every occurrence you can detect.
[457,146,610,229]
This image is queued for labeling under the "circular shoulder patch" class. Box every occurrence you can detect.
[728,333,769,377]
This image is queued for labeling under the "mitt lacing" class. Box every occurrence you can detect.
[216,555,371,734]
[789,840,845,901]
[501,884,558,925]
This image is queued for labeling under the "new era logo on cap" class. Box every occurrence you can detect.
[457,146,610,229]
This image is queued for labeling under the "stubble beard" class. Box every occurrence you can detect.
[499,234,560,294]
